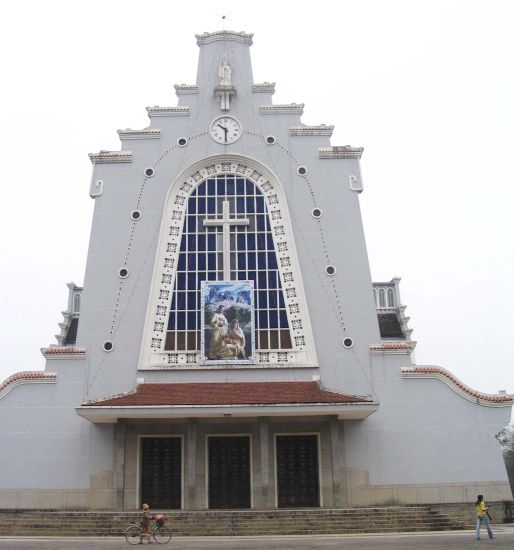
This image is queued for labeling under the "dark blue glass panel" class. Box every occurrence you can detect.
[207,234,216,250]
[246,180,254,194]
[258,291,268,308]
[188,235,196,250]
[258,310,268,328]
[177,255,186,270]
[187,311,196,329]
[187,216,196,232]
[208,254,216,270]
[170,294,177,310]
[247,234,256,250]
[256,196,265,212]
[267,234,275,249]
[237,271,246,280]
[268,272,277,289]
[180,238,186,251]
[197,272,206,283]
[269,292,278,308]
[267,253,278,270]
[257,234,266,250]
[236,197,245,213]
[236,178,245,195]
[197,181,205,196]
[177,292,186,310]
[207,271,217,280]
[167,315,175,330]
[280,310,289,327]
[217,179,225,195]
[177,272,186,290]
[177,312,186,330]
[258,271,267,288]
[207,179,215,195]
[257,215,265,231]
[187,254,196,270]
[269,310,278,328]
[258,252,266,269]
[247,252,256,270]
[188,199,196,214]
[278,293,285,308]
[207,198,216,214]
[266,217,271,231]
[246,197,255,213]
[198,234,206,251]
[237,253,246,269]
[198,198,206,214]
[198,255,206,270]
[237,234,246,249]
[187,273,196,289]
[226,178,235,195]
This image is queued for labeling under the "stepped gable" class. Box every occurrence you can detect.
[84,381,372,406]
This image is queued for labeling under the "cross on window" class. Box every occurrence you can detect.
[203,200,249,279]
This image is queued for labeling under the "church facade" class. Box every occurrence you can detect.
[0,30,511,510]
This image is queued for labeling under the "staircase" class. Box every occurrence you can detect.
[0,506,467,537]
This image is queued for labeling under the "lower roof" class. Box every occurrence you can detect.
[76,381,378,423]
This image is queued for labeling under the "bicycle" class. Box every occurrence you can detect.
[124,513,172,545]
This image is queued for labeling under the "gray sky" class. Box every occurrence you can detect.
[1,0,513,399]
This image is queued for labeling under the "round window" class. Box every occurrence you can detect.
[103,341,114,352]
[343,338,354,349]
[177,137,188,147]
[131,210,141,221]
[325,265,336,276]
[118,268,129,279]
[297,166,308,176]
[311,208,322,218]
[265,135,276,145]
[144,167,155,178]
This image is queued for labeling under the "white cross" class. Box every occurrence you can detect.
[203,200,249,279]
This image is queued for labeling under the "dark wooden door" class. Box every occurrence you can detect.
[208,436,251,509]
[140,437,182,509]
[276,434,320,507]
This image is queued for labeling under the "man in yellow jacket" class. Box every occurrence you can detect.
[475,494,494,540]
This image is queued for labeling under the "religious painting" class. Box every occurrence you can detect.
[201,281,255,365]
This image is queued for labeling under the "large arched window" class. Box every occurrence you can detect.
[164,174,292,352]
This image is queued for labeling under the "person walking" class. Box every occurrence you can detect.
[475,494,494,540]
[140,503,154,544]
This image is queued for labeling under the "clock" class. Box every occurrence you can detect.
[210,116,242,144]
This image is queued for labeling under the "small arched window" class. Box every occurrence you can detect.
[73,293,81,314]
[378,288,386,308]
[387,288,395,308]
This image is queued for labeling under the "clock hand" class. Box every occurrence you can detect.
[217,123,227,131]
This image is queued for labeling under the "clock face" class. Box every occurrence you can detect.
[210,116,242,144]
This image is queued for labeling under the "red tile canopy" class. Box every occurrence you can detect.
[77,381,378,423]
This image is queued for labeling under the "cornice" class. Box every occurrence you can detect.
[370,342,416,354]
[402,366,514,407]
[290,125,334,137]
[319,146,364,159]
[174,84,199,95]
[0,371,57,401]
[196,30,253,46]
[117,129,161,140]
[260,104,304,115]
[41,346,87,360]
[146,106,190,117]
[252,82,275,94]
[88,151,133,164]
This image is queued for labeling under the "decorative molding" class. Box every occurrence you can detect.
[174,84,199,95]
[0,371,57,401]
[117,129,161,140]
[370,342,416,354]
[402,366,514,407]
[146,106,190,118]
[40,347,87,359]
[319,146,364,159]
[88,151,133,164]
[260,104,304,115]
[252,82,275,94]
[195,31,253,46]
[290,125,334,137]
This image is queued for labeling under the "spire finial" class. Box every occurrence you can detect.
[217,13,230,31]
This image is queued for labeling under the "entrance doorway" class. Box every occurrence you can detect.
[276,434,320,507]
[208,436,251,509]
[140,437,182,509]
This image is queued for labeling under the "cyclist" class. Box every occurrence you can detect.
[140,503,154,544]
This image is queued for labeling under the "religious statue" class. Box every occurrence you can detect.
[218,55,232,86]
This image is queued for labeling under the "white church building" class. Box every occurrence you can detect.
[0,30,511,511]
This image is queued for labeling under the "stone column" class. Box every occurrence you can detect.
[186,419,197,509]
[259,417,271,507]
[329,415,347,507]
[114,420,126,510]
